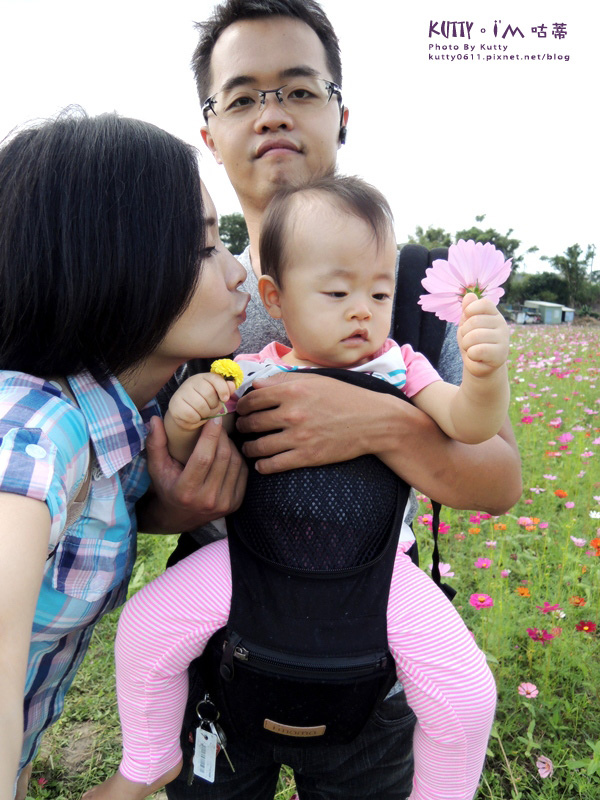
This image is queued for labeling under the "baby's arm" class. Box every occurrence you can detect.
[413,293,510,444]
[164,373,235,464]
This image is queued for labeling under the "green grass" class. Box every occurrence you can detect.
[28,324,600,800]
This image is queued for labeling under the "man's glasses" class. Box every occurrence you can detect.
[202,77,342,121]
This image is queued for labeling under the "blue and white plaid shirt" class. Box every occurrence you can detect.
[0,369,159,770]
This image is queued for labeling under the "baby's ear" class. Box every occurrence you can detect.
[258,275,283,319]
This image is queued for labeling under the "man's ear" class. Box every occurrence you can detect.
[338,106,349,147]
[201,126,223,165]
[258,275,283,319]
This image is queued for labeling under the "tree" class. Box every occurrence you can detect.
[455,215,538,275]
[541,244,596,308]
[219,212,249,255]
[407,226,453,250]
[510,272,569,306]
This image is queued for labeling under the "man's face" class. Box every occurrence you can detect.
[201,16,347,213]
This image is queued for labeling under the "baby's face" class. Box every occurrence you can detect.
[277,200,397,369]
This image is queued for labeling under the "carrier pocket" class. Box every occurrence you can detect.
[208,631,397,746]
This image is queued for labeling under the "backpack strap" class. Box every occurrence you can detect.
[393,245,448,370]
[392,245,455,601]
[430,500,457,602]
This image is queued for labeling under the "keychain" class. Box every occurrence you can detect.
[189,694,235,784]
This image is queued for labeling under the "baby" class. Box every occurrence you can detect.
[88,175,510,800]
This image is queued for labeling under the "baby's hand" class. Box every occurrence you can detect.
[167,373,234,432]
[457,293,510,378]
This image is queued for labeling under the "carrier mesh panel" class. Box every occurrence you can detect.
[229,455,400,571]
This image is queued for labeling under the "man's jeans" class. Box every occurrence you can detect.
[165,685,415,800]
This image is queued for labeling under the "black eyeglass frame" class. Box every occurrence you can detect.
[202,78,342,121]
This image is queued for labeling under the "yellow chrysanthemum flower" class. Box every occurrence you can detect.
[210,358,244,389]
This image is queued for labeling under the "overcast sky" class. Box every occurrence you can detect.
[0,0,596,273]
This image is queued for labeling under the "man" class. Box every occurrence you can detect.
[149,1,521,797]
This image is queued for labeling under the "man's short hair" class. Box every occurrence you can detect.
[260,175,395,286]
[192,0,342,105]
[0,109,204,379]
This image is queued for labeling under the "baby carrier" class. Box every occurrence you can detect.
[179,245,453,770]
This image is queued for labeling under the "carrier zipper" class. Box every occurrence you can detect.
[220,633,390,682]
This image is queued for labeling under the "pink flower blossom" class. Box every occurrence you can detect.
[518,682,538,698]
[485,540,497,548]
[527,628,554,643]
[565,501,575,509]
[570,536,587,547]
[501,569,511,577]
[543,474,557,480]
[549,418,562,428]
[469,593,494,609]
[536,602,562,614]
[557,432,573,443]
[418,239,512,324]
[521,416,533,424]
[428,562,455,577]
[536,755,554,778]
[539,522,549,529]
[474,557,492,569]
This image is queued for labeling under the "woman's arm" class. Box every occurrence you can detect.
[235,373,521,515]
[0,494,50,796]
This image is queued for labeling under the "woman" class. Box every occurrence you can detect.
[0,109,248,799]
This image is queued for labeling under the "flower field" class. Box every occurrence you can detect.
[414,323,599,799]
[30,324,599,800]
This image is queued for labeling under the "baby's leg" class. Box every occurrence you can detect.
[386,548,496,800]
[83,538,232,799]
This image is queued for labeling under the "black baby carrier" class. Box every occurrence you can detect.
[201,369,412,746]
[177,245,453,769]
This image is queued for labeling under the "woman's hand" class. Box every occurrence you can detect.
[138,416,247,534]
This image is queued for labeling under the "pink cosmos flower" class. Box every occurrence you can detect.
[518,682,538,698]
[557,432,573,443]
[501,569,511,577]
[536,602,561,614]
[527,628,554,643]
[469,593,494,609]
[485,540,497,548]
[570,536,587,547]
[418,239,512,324]
[565,501,575,509]
[474,557,492,569]
[428,562,455,577]
[536,755,554,778]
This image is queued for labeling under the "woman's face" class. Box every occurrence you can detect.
[155,183,249,365]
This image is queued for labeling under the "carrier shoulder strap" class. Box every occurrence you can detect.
[393,245,448,370]
[391,246,456,602]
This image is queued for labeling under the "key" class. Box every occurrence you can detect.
[211,721,236,773]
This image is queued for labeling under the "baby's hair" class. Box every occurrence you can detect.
[0,108,204,378]
[259,174,394,286]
